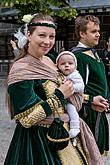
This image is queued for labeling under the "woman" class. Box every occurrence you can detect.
[4,13,103,165]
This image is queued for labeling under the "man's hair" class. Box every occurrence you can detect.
[75,15,100,40]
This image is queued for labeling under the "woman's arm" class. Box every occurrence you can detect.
[18,89,65,128]
[9,80,73,128]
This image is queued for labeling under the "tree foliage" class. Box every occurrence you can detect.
[0,0,78,21]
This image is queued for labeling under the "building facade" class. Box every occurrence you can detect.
[0,1,110,75]
[57,0,110,50]
[0,7,20,75]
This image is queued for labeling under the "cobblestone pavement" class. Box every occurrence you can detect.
[0,78,110,165]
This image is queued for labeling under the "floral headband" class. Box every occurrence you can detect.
[22,14,57,29]
[22,14,33,23]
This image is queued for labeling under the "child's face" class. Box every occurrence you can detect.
[58,54,76,76]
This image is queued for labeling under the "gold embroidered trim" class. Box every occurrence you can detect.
[47,134,70,142]
[83,94,89,103]
[19,104,46,128]
[76,138,88,165]
[83,51,100,62]
[43,75,64,99]
[84,51,96,59]
[46,95,63,114]
[43,80,57,98]
[102,150,109,156]
[46,97,59,112]
[14,101,43,119]
[53,94,62,108]
[58,141,86,165]
[52,94,65,114]
[74,146,85,165]
[56,72,65,85]
[37,124,50,128]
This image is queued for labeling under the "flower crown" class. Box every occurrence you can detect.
[22,14,33,23]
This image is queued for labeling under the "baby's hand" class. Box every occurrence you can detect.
[58,80,74,98]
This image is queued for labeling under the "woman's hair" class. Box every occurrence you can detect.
[14,13,55,61]
[75,15,100,40]
[28,13,55,34]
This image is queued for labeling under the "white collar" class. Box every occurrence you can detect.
[76,42,88,48]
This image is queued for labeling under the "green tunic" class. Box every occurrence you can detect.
[4,79,88,165]
[74,50,109,155]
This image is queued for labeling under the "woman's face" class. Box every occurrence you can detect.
[28,21,56,58]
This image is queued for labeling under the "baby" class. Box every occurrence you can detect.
[56,51,84,144]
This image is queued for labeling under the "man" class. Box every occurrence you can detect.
[71,15,109,155]
[10,39,20,57]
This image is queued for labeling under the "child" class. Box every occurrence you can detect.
[56,51,84,144]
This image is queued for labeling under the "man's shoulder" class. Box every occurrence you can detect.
[69,47,91,54]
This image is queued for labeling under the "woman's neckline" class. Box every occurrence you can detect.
[27,53,57,72]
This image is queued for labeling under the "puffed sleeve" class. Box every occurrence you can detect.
[8,80,65,128]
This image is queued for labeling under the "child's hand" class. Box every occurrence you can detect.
[58,80,74,98]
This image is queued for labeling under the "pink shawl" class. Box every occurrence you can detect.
[8,55,58,85]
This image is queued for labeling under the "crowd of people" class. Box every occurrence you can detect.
[5,13,109,165]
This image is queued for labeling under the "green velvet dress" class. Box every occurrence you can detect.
[74,50,109,155]
[4,79,88,165]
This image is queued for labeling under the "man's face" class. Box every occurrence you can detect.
[80,21,100,48]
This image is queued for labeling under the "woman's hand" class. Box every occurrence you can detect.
[92,95,109,112]
[58,80,74,99]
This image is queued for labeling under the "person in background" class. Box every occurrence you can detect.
[10,36,20,57]
[71,15,109,156]
[10,25,28,57]
[99,36,110,105]
[56,51,84,146]
[4,13,103,165]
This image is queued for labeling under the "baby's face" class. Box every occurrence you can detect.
[58,54,76,76]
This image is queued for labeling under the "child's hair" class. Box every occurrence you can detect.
[56,51,77,68]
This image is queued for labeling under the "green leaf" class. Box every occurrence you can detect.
[0,0,77,21]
